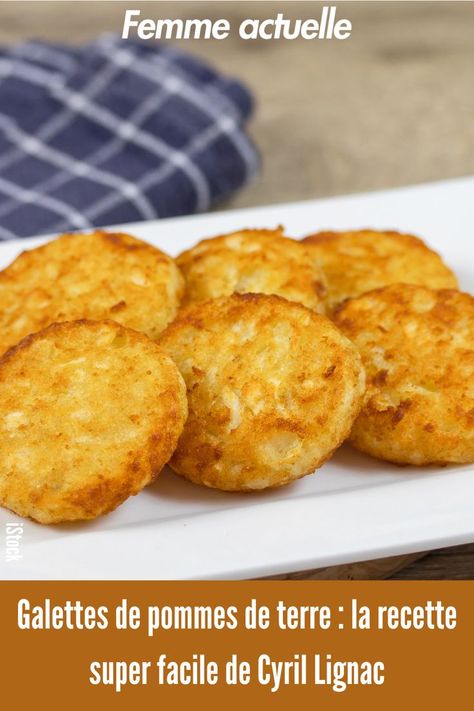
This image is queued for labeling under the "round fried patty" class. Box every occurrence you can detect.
[160,293,365,491]
[303,229,458,311]
[0,230,184,354]
[177,228,328,313]
[0,320,187,523]
[334,284,474,465]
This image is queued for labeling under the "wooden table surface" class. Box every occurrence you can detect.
[0,1,473,579]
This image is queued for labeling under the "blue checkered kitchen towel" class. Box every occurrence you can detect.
[0,34,258,240]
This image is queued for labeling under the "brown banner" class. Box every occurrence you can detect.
[1,581,471,709]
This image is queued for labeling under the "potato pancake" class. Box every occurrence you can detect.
[334,285,474,465]
[0,320,187,523]
[160,293,365,491]
[177,228,327,312]
[303,229,457,311]
[0,230,184,354]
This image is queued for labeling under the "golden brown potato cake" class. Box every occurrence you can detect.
[0,230,184,355]
[160,293,365,491]
[334,284,474,465]
[176,228,328,313]
[0,320,187,524]
[303,229,458,311]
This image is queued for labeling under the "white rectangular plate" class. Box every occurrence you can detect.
[1,176,474,580]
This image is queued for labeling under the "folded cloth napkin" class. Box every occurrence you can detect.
[0,33,258,240]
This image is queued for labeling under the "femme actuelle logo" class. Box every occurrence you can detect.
[122,8,352,42]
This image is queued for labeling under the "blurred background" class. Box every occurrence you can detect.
[0,0,473,209]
